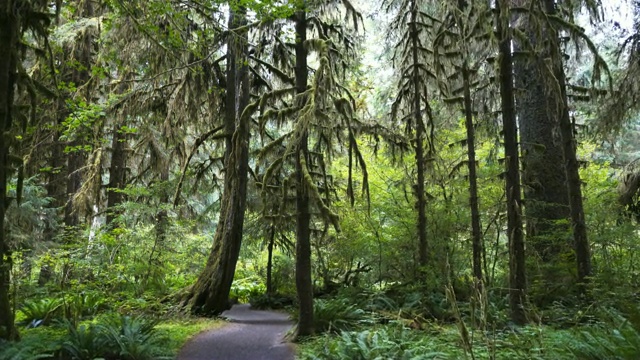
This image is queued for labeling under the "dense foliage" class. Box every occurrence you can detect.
[1,0,640,358]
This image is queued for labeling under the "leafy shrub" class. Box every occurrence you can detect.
[249,293,295,310]
[19,298,63,327]
[230,276,266,303]
[61,291,108,325]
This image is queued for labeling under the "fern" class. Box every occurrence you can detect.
[99,314,161,360]
[60,321,106,360]
[19,298,63,327]
[313,299,370,333]
[566,310,640,359]
[301,326,451,359]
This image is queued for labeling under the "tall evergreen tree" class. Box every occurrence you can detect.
[253,0,363,337]
[434,0,493,285]
[386,0,438,273]
[496,0,527,324]
[185,2,252,315]
[539,0,592,289]
[0,0,53,341]
[514,0,572,301]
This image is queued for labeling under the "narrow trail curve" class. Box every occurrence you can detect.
[177,304,295,360]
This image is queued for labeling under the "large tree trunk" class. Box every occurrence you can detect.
[514,1,571,303]
[294,8,314,338]
[542,0,591,290]
[410,0,428,270]
[185,4,251,315]
[0,0,19,341]
[496,0,527,325]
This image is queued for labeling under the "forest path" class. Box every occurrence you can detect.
[177,304,295,360]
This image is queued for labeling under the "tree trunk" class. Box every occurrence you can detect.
[185,4,251,315]
[496,0,527,325]
[294,8,314,338]
[266,225,275,296]
[60,0,94,287]
[410,0,428,270]
[0,0,19,341]
[542,0,591,290]
[513,2,572,303]
[39,126,66,286]
[106,122,128,228]
[144,167,169,286]
[462,61,483,284]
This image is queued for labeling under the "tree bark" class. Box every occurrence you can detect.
[462,61,483,284]
[542,0,591,290]
[185,3,251,315]
[106,122,128,227]
[514,2,572,303]
[294,8,314,337]
[266,225,275,296]
[0,0,19,341]
[39,126,65,285]
[496,0,527,325]
[144,167,169,286]
[65,0,94,229]
[410,0,429,270]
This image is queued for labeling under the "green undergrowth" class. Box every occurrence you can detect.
[154,318,225,357]
[296,287,640,360]
[297,322,622,360]
[0,316,223,360]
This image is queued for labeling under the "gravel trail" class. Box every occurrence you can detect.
[177,304,295,360]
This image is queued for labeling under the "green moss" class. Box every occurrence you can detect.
[154,318,225,357]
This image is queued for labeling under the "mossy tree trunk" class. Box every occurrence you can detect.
[0,0,19,341]
[462,61,483,285]
[266,225,275,296]
[514,2,571,303]
[294,8,314,337]
[541,0,592,290]
[409,0,429,270]
[496,0,527,325]
[184,3,251,316]
[106,121,128,228]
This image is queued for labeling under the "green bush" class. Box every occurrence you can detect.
[230,276,266,303]
[249,293,295,310]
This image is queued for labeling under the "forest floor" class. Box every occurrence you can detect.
[177,304,295,360]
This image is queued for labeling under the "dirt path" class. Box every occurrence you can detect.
[177,304,295,360]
